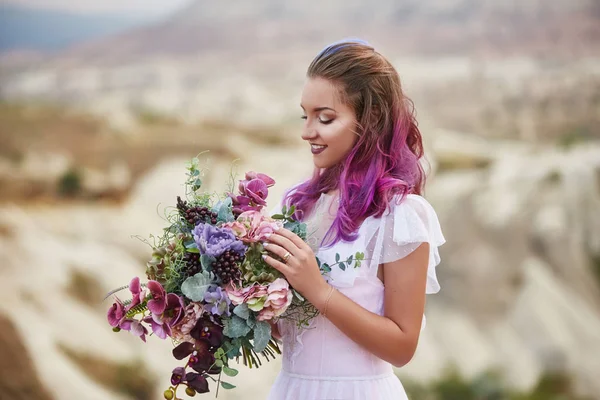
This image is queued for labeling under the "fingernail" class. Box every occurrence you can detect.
[265,233,272,238]
[263,242,269,247]
[262,254,267,260]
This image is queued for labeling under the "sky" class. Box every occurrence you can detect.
[0,0,195,17]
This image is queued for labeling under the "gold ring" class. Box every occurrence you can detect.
[283,252,292,264]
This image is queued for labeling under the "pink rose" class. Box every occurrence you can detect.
[226,283,269,312]
[223,211,282,243]
[257,278,293,321]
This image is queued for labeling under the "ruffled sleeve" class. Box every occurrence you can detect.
[373,194,446,294]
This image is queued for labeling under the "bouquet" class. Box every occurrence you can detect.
[104,156,323,399]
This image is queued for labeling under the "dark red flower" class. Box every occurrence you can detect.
[190,315,224,347]
[185,372,209,394]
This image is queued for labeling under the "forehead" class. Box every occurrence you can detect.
[301,77,342,108]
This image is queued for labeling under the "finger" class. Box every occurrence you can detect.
[262,242,287,260]
[274,227,307,250]
[262,253,292,275]
[266,232,301,256]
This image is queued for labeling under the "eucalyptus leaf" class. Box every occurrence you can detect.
[223,366,239,377]
[217,197,235,223]
[335,253,340,262]
[221,382,236,390]
[339,262,346,271]
[246,312,256,329]
[223,315,251,338]
[200,255,216,271]
[252,321,272,353]
[181,271,216,301]
[233,304,250,320]
[214,359,224,368]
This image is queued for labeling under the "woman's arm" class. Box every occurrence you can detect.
[262,228,429,367]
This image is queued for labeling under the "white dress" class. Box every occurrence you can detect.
[267,190,445,400]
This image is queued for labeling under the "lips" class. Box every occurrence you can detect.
[310,144,327,155]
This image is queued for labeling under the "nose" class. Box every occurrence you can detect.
[301,122,318,141]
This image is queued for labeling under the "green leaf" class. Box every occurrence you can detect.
[186,247,200,254]
[233,304,250,320]
[293,289,305,301]
[193,178,202,190]
[223,366,239,377]
[185,240,198,249]
[282,205,287,214]
[200,255,216,271]
[316,257,322,268]
[223,315,252,338]
[224,340,241,358]
[221,382,236,390]
[271,214,285,220]
[289,205,296,214]
[252,321,272,353]
[348,255,353,263]
[217,197,235,223]
[339,262,346,271]
[335,253,340,262]
[192,169,200,176]
[246,312,256,329]
[181,271,216,301]
[214,359,224,368]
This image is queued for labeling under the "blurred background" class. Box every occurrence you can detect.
[1,0,599,399]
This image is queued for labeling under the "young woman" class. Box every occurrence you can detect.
[262,39,445,400]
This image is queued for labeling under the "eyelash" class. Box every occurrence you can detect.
[301,116,333,125]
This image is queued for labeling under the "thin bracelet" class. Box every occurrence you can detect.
[322,286,335,317]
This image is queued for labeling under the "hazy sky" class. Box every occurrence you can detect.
[0,0,194,17]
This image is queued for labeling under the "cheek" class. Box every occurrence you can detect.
[322,122,355,147]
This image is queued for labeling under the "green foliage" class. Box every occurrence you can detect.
[400,366,590,400]
[222,315,252,338]
[252,321,271,353]
[57,167,82,197]
[180,271,217,301]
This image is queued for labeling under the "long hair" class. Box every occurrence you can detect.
[284,39,426,247]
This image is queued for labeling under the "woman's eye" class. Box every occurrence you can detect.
[319,118,333,125]
[300,116,307,120]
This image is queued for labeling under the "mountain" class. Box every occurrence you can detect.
[0,5,150,52]
[51,0,600,65]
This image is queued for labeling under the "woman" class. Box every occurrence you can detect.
[262,39,445,400]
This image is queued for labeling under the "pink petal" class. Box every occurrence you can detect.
[129,277,141,296]
[148,298,166,315]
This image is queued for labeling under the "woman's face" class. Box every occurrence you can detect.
[300,77,358,169]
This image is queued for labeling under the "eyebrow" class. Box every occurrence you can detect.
[300,105,336,112]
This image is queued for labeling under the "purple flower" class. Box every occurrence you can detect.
[190,314,224,348]
[204,286,231,316]
[107,277,148,331]
[147,280,167,315]
[192,223,246,258]
[107,301,125,327]
[144,293,185,339]
[119,319,148,342]
[171,367,186,386]
[185,372,209,394]
[229,171,276,214]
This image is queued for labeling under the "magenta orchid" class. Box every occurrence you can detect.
[147,280,167,314]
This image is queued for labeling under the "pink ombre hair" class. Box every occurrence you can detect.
[284,40,426,247]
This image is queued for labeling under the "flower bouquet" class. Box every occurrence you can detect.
[104,156,312,399]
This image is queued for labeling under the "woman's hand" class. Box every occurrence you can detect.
[261,227,329,305]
